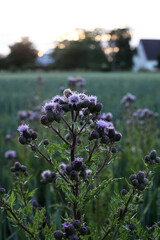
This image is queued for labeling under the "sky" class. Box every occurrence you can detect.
[0,0,160,55]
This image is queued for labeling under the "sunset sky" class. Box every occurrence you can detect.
[0,0,160,55]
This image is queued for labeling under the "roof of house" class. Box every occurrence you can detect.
[140,39,160,60]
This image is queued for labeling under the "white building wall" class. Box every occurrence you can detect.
[132,42,158,71]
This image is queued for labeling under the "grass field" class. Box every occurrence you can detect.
[0,71,160,239]
[1,71,160,134]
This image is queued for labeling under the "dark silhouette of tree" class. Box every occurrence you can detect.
[8,37,38,68]
[107,28,134,71]
[52,29,109,70]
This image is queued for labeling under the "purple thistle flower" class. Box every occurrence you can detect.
[68,94,80,105]
[59,163,66,171]
[4,150,17,159]
[42,102,56,113]
[17,124,29,133]
[63,222,75,235]
[96,120,109,129]
[86,169,92,177]
[67,76,76,83]
[41,170,51,179]
[88,95,97,104]
[121,93,136,104]
[78,93,87,100]
[52,95,64,103]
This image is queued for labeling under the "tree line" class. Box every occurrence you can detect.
[0,28,135,71]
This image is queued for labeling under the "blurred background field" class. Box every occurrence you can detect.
[1,70,160,134]
[1,71,160,239]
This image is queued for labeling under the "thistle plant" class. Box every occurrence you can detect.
[0,89,160,240]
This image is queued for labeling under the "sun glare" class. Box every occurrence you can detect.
[37,51,43,57]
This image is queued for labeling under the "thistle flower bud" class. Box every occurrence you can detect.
[32,200,38,208]
[10,166,15,172]
[72,220,81,229]
[129,223,136,231]
[80,227,88,236]
[43,139,49,145]
[132,179,139,187]
[63,89,72,98]
[104,218,110,226]
[46,110,56,122]
[81,100,90,108]
[129,174,136,181]
[31,131,38,140]
[90,130,99,139]
[136,171,145,183]
[144,155,150,163]
[72,158,83,171]
[19,135,27,145]
[114,132,122,142]
[101,135,109,144]
[108,127,115,138]
[69,235,79,240]
[117,207,124,216]
[14,162,21,170]
[65,165,72,175]
[143,178,149,185]
[41,115,49,126]
[111,147,117,153]
[149,150,157,160]
[81,163,86,171]
[121,189,128,195]
[61,104,70,112]
[55,113,61,123]
[0,188,6,194]
[70,170,78,180]
[21,165,27,172]
[63,222,75,235]
[138,183,145,191]
[93,103,103,112]
[53,230,63,239]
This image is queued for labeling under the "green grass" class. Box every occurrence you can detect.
[1,71,160,134]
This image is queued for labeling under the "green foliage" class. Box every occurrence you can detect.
[6,37,38,69]
[108,28,134,70]
[52,29,108,70]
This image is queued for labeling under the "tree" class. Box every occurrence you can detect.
[7,37,38,68]
[52,29,109,70]
[107,28,134,71]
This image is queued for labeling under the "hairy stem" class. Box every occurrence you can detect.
[87,140,98,162]
[50,124,70,146]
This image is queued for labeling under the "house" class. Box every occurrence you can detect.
[132,39,160,71]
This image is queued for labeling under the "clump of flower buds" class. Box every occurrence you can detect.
[10,162,28,177]
[144,150,160,165]
[129,171,149,191]
[17,124,37,145]
[53,220,88,239]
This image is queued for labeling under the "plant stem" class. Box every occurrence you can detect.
[79,116,90,134]
[50,124,70,146]
[20,183,27,207]
[84,146,112,200]
[60,115,73,133]
[87,140,98,162]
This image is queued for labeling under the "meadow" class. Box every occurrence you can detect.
[1,71,160,133]
[1,71,160,239]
